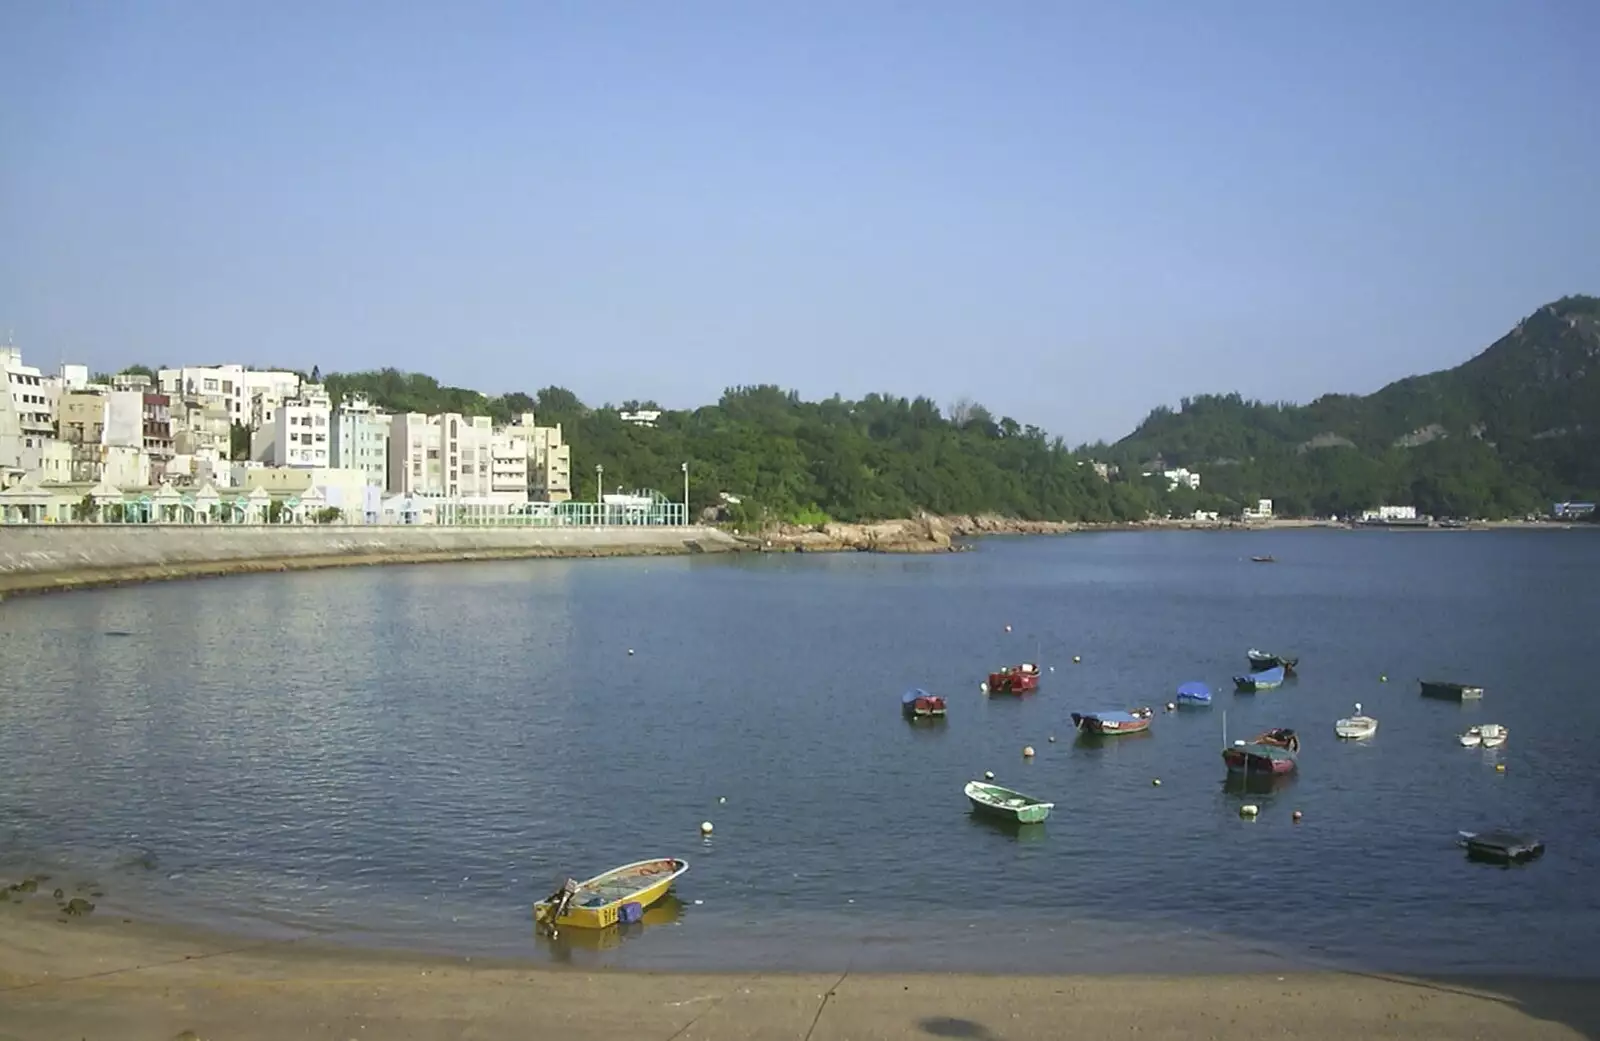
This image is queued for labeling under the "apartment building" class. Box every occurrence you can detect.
[503,412,572,502]
[489,430,530,498]
[328,394,390,489]
[158,365,300,427]
[387,412,496,498]
[1,346,56,472]
[259,384,332,468]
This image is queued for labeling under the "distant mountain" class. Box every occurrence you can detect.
[1105,296,1600,518]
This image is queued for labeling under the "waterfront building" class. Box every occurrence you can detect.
[387,412,495,498]
[329,394,391,490]
[256,384,332,468]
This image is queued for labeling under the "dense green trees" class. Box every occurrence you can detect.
[120,295,1595,524]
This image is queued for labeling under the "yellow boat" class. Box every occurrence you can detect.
[533,857,689,930]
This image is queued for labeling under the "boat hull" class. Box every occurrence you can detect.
[902,695,947,719]
[534,858,688,930]
[964,781,1053,824]
[1420,681,1484,701]
[1223,748,1297,774]
[987,667,1039,694]
[1247,654,1298,674]
[1335,717,1378,740]
[1071,711,1152,735]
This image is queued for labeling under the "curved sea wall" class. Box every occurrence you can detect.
[0,524,746,596]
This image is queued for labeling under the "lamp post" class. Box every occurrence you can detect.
[596,464,604,525]
[681,461,689,526]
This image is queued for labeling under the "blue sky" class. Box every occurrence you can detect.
[2,0,1596,443]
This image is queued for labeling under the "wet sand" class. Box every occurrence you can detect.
[2,897,1596,1041]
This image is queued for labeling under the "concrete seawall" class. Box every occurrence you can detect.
[0,524,747,596]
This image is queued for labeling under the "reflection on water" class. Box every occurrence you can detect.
[3,534,1600,974]
[1220,772,1299,798]
[537,894,686,962]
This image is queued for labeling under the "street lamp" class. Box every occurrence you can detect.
[596,464,604,518]
[681,461,689,526]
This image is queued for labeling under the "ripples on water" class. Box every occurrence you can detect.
[2,531,1598,974]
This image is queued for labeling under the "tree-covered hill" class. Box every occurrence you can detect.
[318,374,1161,525]
[1102,296,1600,519]
[311,295,1598,523]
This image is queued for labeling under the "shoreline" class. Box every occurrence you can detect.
[753,513,1586,553]
[0,516,1586,601]
[2,899,1595,1040]
[0,524,745,599]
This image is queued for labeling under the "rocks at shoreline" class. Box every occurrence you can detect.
[755,514,1081,554]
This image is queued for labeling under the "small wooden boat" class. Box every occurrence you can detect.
[1071,707,1154,735]
[901,687,947,719]
[1460,724,1507,748]
[1246,649,1299,673]
[534,858,688,933]
[1335,703,1378,740]
[986,663,1040,695]
[1458,830,1544,865]
[1420,680,1484,701]
[964,780,1053,823]
[1250,555,1276,563]
[1175,681,1213,706]
[1233,665,1286,692]
[1222,732,1298,775]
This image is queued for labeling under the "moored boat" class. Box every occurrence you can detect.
[901,688,947,719]
[1071,707,1154,735]
[964,780,1053,824]
[1175,681,1213,706]
[986,663,1040,694]
[1458,830,1544,864]
[1233,665,1286,692]
[1247,649,1299,673]
[1250,555,1276,563]
[535,858,688,933]
[1334,702,1378,740]
[1461,723,1507,748]
[1420,680,1484,701]
[1222,732,1299,775]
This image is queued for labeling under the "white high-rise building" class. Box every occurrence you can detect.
[262,384,332,468]
[387,412,496,498]
[158,364,300,427]
[1,346,57,473]
[329,394,390,489]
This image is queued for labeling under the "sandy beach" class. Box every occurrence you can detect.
[2,896,1595,1041]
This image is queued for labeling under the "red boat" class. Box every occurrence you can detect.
[1222,728,1300,775]
[901,688,947,719]
[986,663,1040,694]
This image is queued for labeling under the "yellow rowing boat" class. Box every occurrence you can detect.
[533,857,689,930]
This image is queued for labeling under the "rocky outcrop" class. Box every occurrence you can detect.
[758,513,1092,553]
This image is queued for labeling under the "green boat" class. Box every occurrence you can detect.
[964,780,1054,824]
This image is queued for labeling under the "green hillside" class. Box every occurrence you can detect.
[1103,296,1600,519]
[304,295,1600,524]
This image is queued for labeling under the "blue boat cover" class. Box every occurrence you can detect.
[902,688,930,704]
[1083,710,1141,724]
[1176,682,1212,702]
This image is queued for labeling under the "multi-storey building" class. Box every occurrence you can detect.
[387,412,496,498]
[489,430,530,499]
[261,384,332,468]
[328,394,390,489]
[158,365,300,427]
[503,412,572,502]
[1,346,56,473]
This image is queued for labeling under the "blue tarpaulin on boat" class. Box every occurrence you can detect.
[1176,682,1213,703]
[902,688,930,704]
[1082,710,1141,724]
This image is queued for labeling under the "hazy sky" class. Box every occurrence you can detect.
[2,1,1596,443]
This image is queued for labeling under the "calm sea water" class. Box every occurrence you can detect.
[2,530,1598,975]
